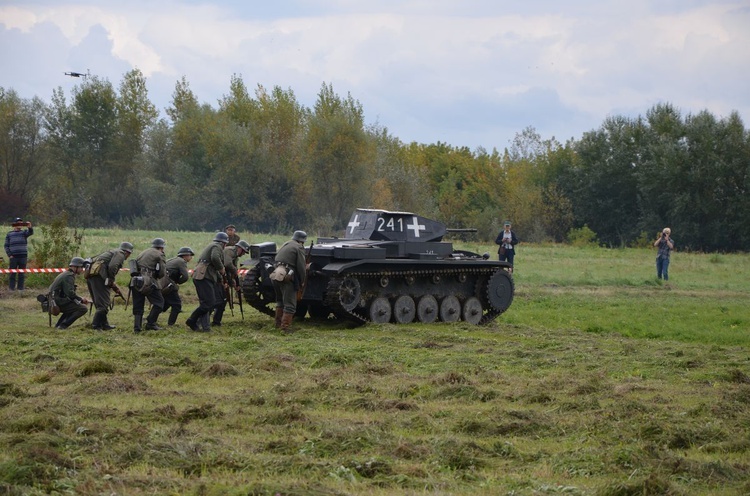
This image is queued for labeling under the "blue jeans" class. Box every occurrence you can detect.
[656,257,670,281]
[9,256,28,290]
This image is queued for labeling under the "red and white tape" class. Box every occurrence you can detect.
[1,268,250,275]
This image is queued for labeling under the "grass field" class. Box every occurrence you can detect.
[1,230,749,495]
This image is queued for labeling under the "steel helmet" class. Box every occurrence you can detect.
[292,230,307,242]
[69,257,85,267]
[119,241,134,253]
[236,240,251,253]
[213,232,229,243]
[177,246,195,257]
[151,237,166,248]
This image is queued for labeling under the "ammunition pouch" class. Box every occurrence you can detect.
[132,272,155,295]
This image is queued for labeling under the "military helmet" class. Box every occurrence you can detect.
[213,232,229,243]
[69,257,85,267]
[151,237,166,248]
[177,246,194,257]
[236,240,251,253]
[292,230,307,242]
[119,241,134,253]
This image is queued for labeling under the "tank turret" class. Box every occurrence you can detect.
[242,208,514,326]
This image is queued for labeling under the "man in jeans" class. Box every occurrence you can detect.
[4,217,34,290]
[654,227,675,280]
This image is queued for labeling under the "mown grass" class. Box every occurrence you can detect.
[1,231,749,495]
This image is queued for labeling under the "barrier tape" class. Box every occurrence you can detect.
[0,268,251,275]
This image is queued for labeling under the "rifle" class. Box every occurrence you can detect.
[297,241,313,301]
[47,291,52,327]
[235,276,244,320]
[125,285,131,310]
[226,282,234,317]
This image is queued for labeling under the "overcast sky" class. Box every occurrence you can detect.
[1,0,748,150]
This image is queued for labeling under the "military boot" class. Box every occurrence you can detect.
[145,306,164,330]
[133,314,143,334]
[91,309,105,330]
[280,312,295,334]
[212,306,224,327]
[200,314,212,333]
[274,307,284,328]
[167,306,181,326]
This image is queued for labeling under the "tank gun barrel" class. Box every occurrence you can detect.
[446,228,478,233]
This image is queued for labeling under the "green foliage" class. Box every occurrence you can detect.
[29,214,83,270]
[566,224,598,247]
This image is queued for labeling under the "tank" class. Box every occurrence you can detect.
[241,208,514,325]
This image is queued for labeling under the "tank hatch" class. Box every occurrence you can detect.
[345,209,446,242]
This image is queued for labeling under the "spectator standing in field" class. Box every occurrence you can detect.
[654,227,675,281]
[211,239,250,326]
[495,220,519,272]
[186,233,228,333]
[131,238,167,333]
[87,241,133,330]
[271,230,308,333]
[225,224,240,246]
[4,217,33,290]
[49,257,90,329]
[158,246,194,326]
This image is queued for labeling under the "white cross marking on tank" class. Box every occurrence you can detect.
[407,216,426,238]
[348,215,361,234]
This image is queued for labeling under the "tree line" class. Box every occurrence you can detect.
[1,70,748,252]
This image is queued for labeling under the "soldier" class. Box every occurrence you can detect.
[48,257,90,329]
[272,230,307,333]
[158,246,194,326]
[211,239,250,327]
[87,241,132,330]
[131,238,167,333]
[4,217,33,290]
[186,232,228,332]
[225,224,240,246]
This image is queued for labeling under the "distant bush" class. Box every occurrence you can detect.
[25,214,84,287]
[566,224,598,247]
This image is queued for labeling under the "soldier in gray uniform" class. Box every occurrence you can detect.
[212,239,250,326]
[158,246,194,326]
[131,238,167,333]
[49,257,90,329]
[186,232,228,332]
[87,241,133,330]
[273,230,307,333]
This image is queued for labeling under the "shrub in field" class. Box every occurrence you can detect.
[26,214,84,287]
[567,224,599,247]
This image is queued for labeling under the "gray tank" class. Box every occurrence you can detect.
[241,209,514,325]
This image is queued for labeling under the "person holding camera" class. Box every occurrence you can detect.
[654,227,675,281]
[4,217,34,290]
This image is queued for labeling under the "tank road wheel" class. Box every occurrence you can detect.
[369,297,392,324]
[462,297,483,325]
[486,270,514,313]
[337,277,362,312]
[416,295,439,323]
[241,264,275,316]
[439,295,461,322]
[393,295,416,324]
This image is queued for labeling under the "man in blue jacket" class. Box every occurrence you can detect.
[4,217,34,290]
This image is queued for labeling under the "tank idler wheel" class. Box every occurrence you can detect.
[462,297,483,325]
[338,277,362,312]
[393,295,416,324]
[369,297,392,324]
[416,295,438,323]
[486,270,514,313]
[439,295,461,322]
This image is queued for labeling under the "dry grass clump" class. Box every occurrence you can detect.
[75,359,115,377]
[201,362,239,377]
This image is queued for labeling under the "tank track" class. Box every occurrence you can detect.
[324,267,513,326]
[241,264,275,317]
